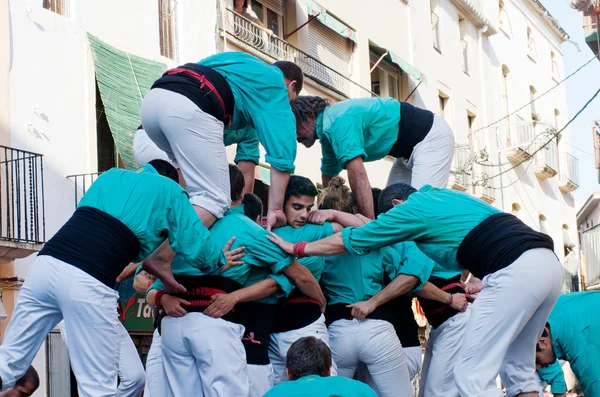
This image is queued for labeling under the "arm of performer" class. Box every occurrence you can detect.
[308,209,370,229]
[234,127,260,194]
[348,274,419,320]
[237,160,256,194]
[203,278,281,318]
[537,360,567,397]
[281,261,326,312]
[346,157,375,219]
[266,168,291,231]
[416,283,468,312]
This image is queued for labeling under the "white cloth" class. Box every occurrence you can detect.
[386,115,455,189]
[268,314,337,385]
[161,312,249,397]
[328,318,414,397]
[141,88,231,218]
[454,248,563,397]
[143,329,167,397]
[0,256,121,396]
[403,346,423,381]
[419,306,471,397]
[248,364,274,397]
[59,320,146,397]
[133,128,178,168]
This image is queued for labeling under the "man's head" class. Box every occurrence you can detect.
[285,336,332,381]
[148,159,179,184]
[273,61,304,102]
[291,96,330,148]
[242,193,263,225]
[284,175,318,228]
[1,366,39,397]
[536,325,556,369]
[377,183,417,214]
[371,188,382,217]
[229,164,245,203]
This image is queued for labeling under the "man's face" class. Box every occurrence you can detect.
[3,380,37,397]
[284,195,315,228]
[535,336,556,368]
[296,119,317,148]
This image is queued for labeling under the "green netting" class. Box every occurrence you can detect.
[87,33,167,169]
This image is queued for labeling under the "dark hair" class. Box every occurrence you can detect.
[285,175,318,205]
[291,96,330,123]
[318,176,354,213]
[286,336,332,380]
[229,164,245,202]
[16,366,39,390]
[378,183,417,214]
[148,160,179,183]
[242,193,263,223]
[372,188,382,217]
[273,61,304,94]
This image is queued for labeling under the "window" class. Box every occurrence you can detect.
[467,113,476,143]
[438,95,448,118]
[308,20,353,77]
[43,0,68,16]
[370,53,405,101]
[438,91,453,128]
[247,0,283,37]
[551,51,559,81]
[512,203,521,218]
[539,214,548,234]
[530,86,539,121]
[159,0,176,59]
[499,0,512,36]
[554,109,560,131]
[431,0,441,52]
[527,27,537,61]
[459,16,469,74]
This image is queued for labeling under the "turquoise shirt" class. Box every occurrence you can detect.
[385,242,461,293]
[79,165,223,272]
[547,292,600,395]
[537,360,566,395]
[273,223,335,280]
[317,97,401,176]
[321,247,399,305]
[200,52,296,173]
[263,375,377,397]
[224,126,260,165]
[342,185,500,272]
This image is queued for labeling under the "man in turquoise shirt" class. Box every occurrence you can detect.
[536,292,600,396]
[264,336,377,397]
[291,96,455,218]
[268,182,562,397]
[0,160,228,396]
[142,51,302,230]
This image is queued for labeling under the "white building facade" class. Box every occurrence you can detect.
[0,0,581,395]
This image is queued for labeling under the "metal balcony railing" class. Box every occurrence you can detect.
[66,172,102,208]
[0,146,45,244]
[223,8,375,99]
[558,152,579,192]
[533,135,558,179]
[581,224,600,288]
[449,144,471,190]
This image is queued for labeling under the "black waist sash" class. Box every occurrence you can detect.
[272,288,322,333]
[40,206,140,288]
[388,102,435,160]
[382,295,421,347]
[236,302,277,365]
[417,275,464,329]
[457,213,554,279]
[171,275,242,323]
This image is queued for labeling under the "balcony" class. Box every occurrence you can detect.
[558,152,579,193]
[496,121,536,166]
[472,164,495,204]
[533,136,558,180]
[449,144,471,192]
[0,146,45,262]
[66,172,102,208]
[222,8,374,99]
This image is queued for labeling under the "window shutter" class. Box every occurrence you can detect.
[256,0,284,16]
[309,20,352,76]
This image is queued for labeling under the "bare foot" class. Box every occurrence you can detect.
[141,258,186,294]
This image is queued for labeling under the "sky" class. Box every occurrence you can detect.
[540,0,600,210]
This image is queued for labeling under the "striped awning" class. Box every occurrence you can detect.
[298,0,358,43]
[371,44,427,85]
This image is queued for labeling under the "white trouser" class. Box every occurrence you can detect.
[143,329,167,397]
[419,306,471,397]
[141,88,231,218]
[59,320,146,397]
[0,256,120,396]
[161,312,248,397]
[454,248,563,397]
[403,346,423,381]
[133,128,179,168]
[268,314,337,385]
[386,115,455,189]
[248,364,274,397]
[329,318,413,397]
